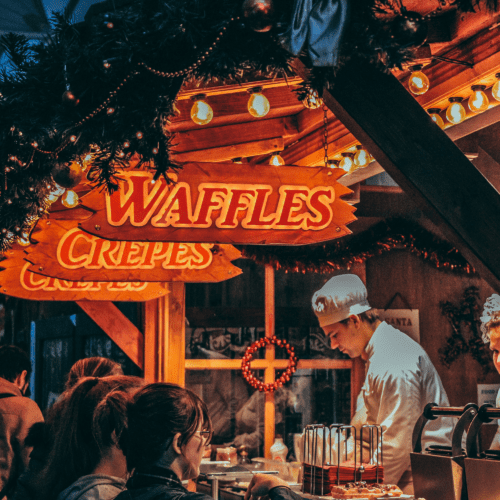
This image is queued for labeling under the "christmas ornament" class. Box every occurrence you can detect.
[391,10,428,49]
[241,336,297,392]
[62,88,80,106]
[242,0,274,32]
[51,161,83,189]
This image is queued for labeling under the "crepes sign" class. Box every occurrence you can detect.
[79,163,356,245]
[26,219,242,282]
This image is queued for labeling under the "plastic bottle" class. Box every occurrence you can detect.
[270,435,288,462]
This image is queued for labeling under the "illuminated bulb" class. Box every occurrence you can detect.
[136,131,143,139]
[103,61,111,69]
[123,141,130,148]
[17,234,31,246]
[445,98,466,125]
[152,147,159,154]
[32,142,38,148]
[70,135,76,142]
[84,153,92,162]
[492,73,500,102]
[61,190,79,208]
[269,152,285,166]
[468,85,489,113]
[247,87,270,118]
[5,167,11,173]
[427,108,445,129]
[119,151,125,158]
[9,156,15,161]
[354,146,370,168]
[52,183,66,196]
[302,88,323,109]
[107,107,115,115]
[47,192,60,203]
[339,153,355,173]
[190,94,213,126]
[6,199,12,204]
[327,160,339,169]
[408,65,430,95]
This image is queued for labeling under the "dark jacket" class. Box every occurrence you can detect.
[0,378,44,499]
[113,466,303,500]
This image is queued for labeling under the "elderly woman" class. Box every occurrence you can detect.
[481,293,500,449]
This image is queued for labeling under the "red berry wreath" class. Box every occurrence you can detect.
[241,336,298,392]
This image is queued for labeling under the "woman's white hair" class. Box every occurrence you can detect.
[481,294,500,343]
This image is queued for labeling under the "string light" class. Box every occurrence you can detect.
[445,97,466,125]
[269,152,285,166]
[61,190,79,208]
[354,146,370,168]
[70,135,77,142]
[136,131,143,139]
[468,85,489,113]
[152,147,159,154]
[123,141,130,148]
[492,73,500,102]
[190,94,213,125]
[247,87,270,118]
[107,107,115,115]
[408,65,430,95]
[302,88,323,109]
[339,153,355,173]
[17,234,31,247]
[427,108,445,129]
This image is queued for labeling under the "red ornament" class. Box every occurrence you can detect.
[240,337,298,392]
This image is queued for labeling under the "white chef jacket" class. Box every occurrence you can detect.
[358,321,454,484]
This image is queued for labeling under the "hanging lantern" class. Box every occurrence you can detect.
[61,190,79,208]
[190,94,213,125]
[51,161,83,189]
[354,146,370,168]
[445,97,466,125]
[327,160,339,169]
[427,108,445,129]
[302,88,323,109]
[468,85,489,113]
[248,87,270,118]
[408,65,430,95]
[269,152,285,166]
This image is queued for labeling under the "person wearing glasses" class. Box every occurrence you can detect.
[114,383,302,500]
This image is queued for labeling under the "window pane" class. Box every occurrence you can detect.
[277,369,351,461]
[186,369,264,458]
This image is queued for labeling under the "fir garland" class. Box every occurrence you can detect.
[439,286,493,377]
[239,218,476,275]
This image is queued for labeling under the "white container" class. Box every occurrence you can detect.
[270,436,288,462]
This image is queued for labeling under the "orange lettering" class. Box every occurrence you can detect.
[116,241,144,268]
[306,187,335,229]
[192,186,227,226]
[152,184,193,226]
[190,244,213,268]
[58,228,92,268]
[20,264,47,290]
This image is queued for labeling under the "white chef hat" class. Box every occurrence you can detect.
[480,293,500,343]
[312,274,371,327]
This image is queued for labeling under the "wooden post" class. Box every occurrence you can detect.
[264,264,275,458]
[143,283,186,384]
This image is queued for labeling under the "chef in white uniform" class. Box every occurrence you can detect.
[311,274,454,494]
[480,294,500,450]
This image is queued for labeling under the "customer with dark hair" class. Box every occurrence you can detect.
[12,357,127,500]
[65,358,123,391]
[114,383,301,500]
[0,345,43,500]
[39,375,143,500]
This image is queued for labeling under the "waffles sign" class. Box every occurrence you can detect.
[79,163,356,245]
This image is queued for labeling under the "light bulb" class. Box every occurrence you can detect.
[327,160,339,169]
[354,146,370,168]
[408,65,430,95]
[427,108,445,129]
[302,88,323,109]
[232,158,243,164]
[339,153,355,173]
[468,85,489,113]
[446,98,466,125]
[17,234,30,246]
[492,73,500,102]
[248,87,270,118]
[190,94,213,125]
[269,152,285,166]
[61,190,79,208]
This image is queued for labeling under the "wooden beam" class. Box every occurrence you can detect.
[172,137,284,162]
[143,298,159,382]
[77,301,144,369]
[264,264,275,459]
[309,57,500,290]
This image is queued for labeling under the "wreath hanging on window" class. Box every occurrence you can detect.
[241,336,298,392]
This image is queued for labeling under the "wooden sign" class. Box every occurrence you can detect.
[78,163,356,245]
[25,219,242,282]
[0,249,170,301]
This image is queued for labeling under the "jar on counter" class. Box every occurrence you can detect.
[270,435,288,462]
